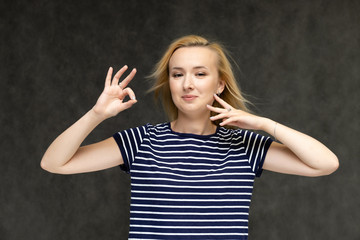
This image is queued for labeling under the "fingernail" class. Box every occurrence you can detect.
[132,96,136,100]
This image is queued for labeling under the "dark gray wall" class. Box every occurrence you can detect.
[1,0,359,239]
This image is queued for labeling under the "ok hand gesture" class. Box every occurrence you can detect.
[92,66,137,120]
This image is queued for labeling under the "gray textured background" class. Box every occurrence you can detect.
[1,0,359,239]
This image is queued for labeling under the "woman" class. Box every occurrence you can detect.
[41,35,339,239]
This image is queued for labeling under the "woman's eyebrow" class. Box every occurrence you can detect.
[170,67,184,70]
[193,66,208,70]
[170,66,208,70]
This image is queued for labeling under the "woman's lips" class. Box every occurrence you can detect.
[182,95,198,101]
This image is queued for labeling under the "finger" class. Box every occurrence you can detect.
[213,94,233,110]
[219,116,240,127]
[118,88,137,112]
[105,67,113,87]
[119,87,137,101]
[112,65,128,86]
[119,98,137,112]
[207,104,229,114]
[210,112,230,122]
[119,68,137,89]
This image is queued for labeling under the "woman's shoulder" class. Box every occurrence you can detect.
[143,122,171,134]
[218,127,265,143]
[114,122,169,135]
[218,126,246,136]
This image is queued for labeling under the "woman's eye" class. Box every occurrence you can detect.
[173,73,183,78]
[196,72,206,77]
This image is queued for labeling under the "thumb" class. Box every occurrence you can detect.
[118,99,137,112]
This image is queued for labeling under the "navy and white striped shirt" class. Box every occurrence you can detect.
[113,122,272,240]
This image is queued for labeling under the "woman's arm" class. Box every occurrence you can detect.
[258,119,338,176]
[208,94,339,177]
[41,66,137,174]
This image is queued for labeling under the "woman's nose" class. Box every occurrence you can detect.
[183,75,194,90]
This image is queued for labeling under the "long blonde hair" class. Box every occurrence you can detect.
[148,35,250,125]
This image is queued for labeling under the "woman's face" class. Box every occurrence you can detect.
[168,46,224,117]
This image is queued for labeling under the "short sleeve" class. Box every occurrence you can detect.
[241,130,273,177]
[112,125,148,173]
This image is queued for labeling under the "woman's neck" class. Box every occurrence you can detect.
[171,113,217,135]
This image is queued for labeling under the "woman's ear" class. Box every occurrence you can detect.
[217,79,225,95]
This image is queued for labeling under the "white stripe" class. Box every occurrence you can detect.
[135,151,246,162]
[130,217,248,222]
[129,231,247,236]
[132,183,253,189]
[146,136,242,146]
[143,138,243,150]
[140,145,241,157]
[137,126,143,143]
[133,163,250,173]
[135,155,248,167]
[260,137,270,163]
[243,130,249,153]
[139,144,245,157]
[154,125,168,130]
[131,204,249,209]
[250,134,258,172]
[152,126,241,139]
[147,134,220,145]
[119,133,130,168]
[131,224,247,229]
[155,129,241,140]
[130,238,158,240]
[131,170,255,178]
[130,128,139,154]
[131,176,254,183]
[132,190,252,196]
[125,131,134,159]
[132,197,251,202]
[253,136,264,172]
[131,211,248,216]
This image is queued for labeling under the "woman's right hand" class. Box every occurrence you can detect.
[92,66,137,120]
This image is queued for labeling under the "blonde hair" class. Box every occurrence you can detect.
[148,35,250,125]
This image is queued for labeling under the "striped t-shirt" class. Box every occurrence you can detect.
[113,122,272,240]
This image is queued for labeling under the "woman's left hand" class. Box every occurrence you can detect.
[207,94,266,130]
[208,94,338,177]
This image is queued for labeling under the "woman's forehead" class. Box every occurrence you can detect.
[169,46,218,69]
